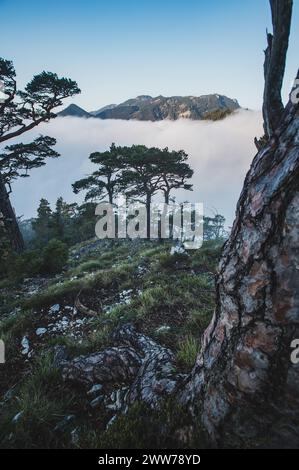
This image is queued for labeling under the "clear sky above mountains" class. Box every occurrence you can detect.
[1,0,298,111]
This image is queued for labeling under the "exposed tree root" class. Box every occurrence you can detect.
[61,324,182,410]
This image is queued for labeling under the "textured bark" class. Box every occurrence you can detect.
[263,0,292,139]
[146,193,151,239]
[181,85,299,446]
[0,172,25,253]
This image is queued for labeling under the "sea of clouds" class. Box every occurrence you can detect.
[11,109,263,228]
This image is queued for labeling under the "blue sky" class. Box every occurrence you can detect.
[1,0,298,111]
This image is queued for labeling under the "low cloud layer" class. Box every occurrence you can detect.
[11,110,263,227]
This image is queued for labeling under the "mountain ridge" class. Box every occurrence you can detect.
[58,94,240,121]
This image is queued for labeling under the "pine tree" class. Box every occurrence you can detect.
[0,59,80,252]
[32,199,53,246]
[73,144,122,205]
[159,148,193,204]
[118,145,193,238]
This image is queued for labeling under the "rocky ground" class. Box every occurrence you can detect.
[0,238,221,448]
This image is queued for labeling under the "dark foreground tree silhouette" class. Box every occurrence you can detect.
[60,0,299,447]
[0,136,59,252]
[0,59,80,252]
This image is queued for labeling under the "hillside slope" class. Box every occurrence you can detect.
[0,238,221,448]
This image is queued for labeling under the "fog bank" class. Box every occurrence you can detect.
[11,109,263,227]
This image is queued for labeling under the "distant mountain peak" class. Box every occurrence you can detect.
[58,104,91,118]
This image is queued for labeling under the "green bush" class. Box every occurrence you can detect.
[42,239,68,274]
[0,226,16,279]
[13,249,44,277]
[11,239,68,279]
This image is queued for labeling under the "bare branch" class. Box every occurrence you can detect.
[263,0,293,139]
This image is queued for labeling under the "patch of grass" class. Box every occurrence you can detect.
[176,336,199,370]
[158,252,190,270]
[136,244,168,260]
[24,262,136,310]
[0,310,34,358]
[68,260,104,277]
[186,307,213,334]
[47,325,112,358]
[0,352,76,449]
[101,302,140,330]
[92,265,216,350]
[190,239,223,273]
[138,286,166,313]
[0,290,22,318]
[71,244,131,269]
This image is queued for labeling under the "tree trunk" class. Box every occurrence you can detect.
[146,193,151,239]
[0,173,25,253]
[108,188,113,205]
[181,85,299,447]
[164,190,170,205]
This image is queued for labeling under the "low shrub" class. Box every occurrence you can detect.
[42,239,68,275]
[10,239,68,279]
